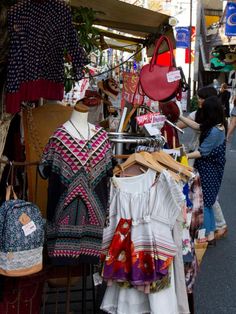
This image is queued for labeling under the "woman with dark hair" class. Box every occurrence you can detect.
[177,86,228,239]
[177,86,217,152]
[178,96,226,244]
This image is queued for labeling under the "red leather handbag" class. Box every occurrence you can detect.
[139,35,181,102]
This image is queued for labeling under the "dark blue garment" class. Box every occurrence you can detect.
[6,0,88,113]
[183,183,193,208]
[194,129,226,208]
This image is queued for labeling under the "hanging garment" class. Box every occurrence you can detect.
[101,169,185,314]
[6,0,88,113]
[173,215,190,314]
[40,125,112,265]
[183,172,204,294]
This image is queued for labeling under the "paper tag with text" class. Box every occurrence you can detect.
[167,70,181,83]
[93,272,103,286]
[22,221,37,237]
[198,228,206,240]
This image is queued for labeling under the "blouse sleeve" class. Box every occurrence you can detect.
[198,127,224,156]
[153,171,185,229]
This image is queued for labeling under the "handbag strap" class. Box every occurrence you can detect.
[5,185,17,201]
[150,35,175,70]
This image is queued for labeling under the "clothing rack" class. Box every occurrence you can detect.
[108,132,166,157]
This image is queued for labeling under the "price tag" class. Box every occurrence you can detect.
[198,228,206,240]
[93,272,103,286]
[143,123,162,136]
[167,70,181,83]
[22,221,37,237]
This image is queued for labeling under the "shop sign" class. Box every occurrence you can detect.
[225,2,236,36]
[175,27,190,49]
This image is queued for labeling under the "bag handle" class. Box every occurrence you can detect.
[6,185,17,201]
[150,35,175,70]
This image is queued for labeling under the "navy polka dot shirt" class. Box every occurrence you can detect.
[6,0,88,113]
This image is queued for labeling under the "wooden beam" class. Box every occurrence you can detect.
[95,28,145,44]
[94,19,160,35]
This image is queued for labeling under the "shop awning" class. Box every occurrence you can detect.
[70,0,170,38]
[70,0,174,55]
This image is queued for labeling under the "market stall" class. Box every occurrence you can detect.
[0,1,203,314]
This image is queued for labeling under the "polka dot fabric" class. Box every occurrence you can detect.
[5,0,88,113]
[194,130,226,208]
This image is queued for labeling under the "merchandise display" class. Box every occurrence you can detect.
[0,0,218,311]
[5,0,88,113]
[39,104,113,265]
[101,169,186,313]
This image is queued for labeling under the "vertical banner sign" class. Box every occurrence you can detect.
[184,27,196,64]
[121,72,143,108]
[225,2,236,36]
[175,27,190,49]
[121,72,157,109]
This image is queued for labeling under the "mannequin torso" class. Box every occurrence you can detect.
[63,103,96,139]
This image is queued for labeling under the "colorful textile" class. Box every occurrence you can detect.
[6,0,88,113]
[188,172,204,239]
[101,169,184,287]
[100,170,185,314]
[183,172,204,294]
[40,125,112,264]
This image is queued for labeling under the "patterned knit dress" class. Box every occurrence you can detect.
[40,125,112,265]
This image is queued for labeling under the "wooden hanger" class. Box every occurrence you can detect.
[113,152,181,182]
[113,152,164,176]
[158,150,193,172]
[139,151,181,182]
[151,151,193,179]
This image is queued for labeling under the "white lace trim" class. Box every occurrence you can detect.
[0,247,43,270]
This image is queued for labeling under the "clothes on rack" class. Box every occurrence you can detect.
[5,0,88,113]
[100,165,190,314]
[39,125,112,265]
[182,171,204,301]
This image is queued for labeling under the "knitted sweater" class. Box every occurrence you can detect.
[6,0,88,113]
[40,125,113,264]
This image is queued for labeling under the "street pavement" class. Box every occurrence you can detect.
[180,125,236,314]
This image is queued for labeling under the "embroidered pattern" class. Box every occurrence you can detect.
[41,126,112,263]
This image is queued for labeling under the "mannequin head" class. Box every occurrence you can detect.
[74,102,89,113]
